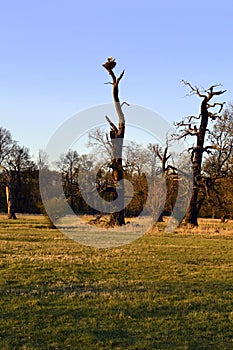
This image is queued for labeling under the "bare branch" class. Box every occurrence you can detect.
[181,80,206,98]
[117,70,125,84]
[151,143,171,172]
[152,144,162,161]
[105,115,118,133]
[177,131,198,139]
[174,121,198,137]
[121,102,130,108]
[187,115,201,122]
[206,88,227,102]
[207,102,226,113]
[203,145,221,154]
[209,83,222,90]
[207,84,224,95]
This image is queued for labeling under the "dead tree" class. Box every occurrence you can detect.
[0,165,17,219]
[176,81,226,226]
[102,57,126,226]
[149,143,171,222]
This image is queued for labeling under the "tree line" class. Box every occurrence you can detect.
[0,101,232,225]
[0,58,233,226]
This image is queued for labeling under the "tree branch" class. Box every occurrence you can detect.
[121,101,130,108]
[181,80,206,98]
[105,115,118,133]
[207,102,225,113]
[203,145,221,154]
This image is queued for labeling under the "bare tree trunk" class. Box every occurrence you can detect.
[184,98,208,226]
[102,58,126,226]
[6,177,17,219]
[150,143,171,223]
[109,133,125,226]
[0,165,17,219]
[184,186,199,226]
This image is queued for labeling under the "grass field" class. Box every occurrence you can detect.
[0,214,233,349]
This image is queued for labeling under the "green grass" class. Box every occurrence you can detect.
[0,215,233,349]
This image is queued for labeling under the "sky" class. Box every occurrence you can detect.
[0,0,233,160]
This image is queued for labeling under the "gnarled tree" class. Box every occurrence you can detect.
[102,57,126,226]
[175,81,226,226]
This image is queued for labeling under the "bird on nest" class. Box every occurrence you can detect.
[102,57,116,70]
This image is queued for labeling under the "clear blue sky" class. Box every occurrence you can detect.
[0,0,232,158]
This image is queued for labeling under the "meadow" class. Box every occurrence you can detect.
[0,214,233,349]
